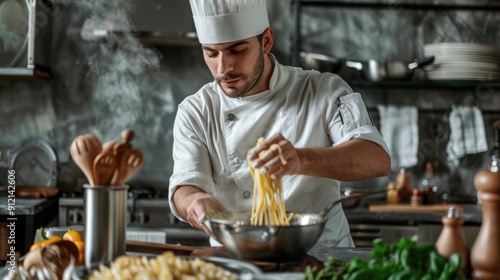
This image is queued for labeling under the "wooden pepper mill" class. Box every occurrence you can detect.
[470,167,500,278]
[435,207,469,275]
[395,168,411,202]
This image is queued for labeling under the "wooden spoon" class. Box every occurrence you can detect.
[70,134,102,186]
[93,151,117,186]
[115,148,144,185]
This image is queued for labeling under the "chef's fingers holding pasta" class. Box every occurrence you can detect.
[269,143,302,178]
[247,133,283,160]
[248,133,286,161]
[250,133,302,177]
[248,135,280,167]
[247,138,269,161]
[258,156,283,175]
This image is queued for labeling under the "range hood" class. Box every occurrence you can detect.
[92,1,199,47]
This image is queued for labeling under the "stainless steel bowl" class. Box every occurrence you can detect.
[202,211,326,261]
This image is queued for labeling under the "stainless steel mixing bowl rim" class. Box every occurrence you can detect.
[201,211,327,228]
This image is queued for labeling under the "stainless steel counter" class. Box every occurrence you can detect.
[0,197,59,259]
[344,202,483,225]
[0,197,57,215]
[344,201,483,248]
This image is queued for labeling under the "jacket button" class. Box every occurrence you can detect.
[233,157,241,164]
[226,114,235,121]
[243,191,251,198]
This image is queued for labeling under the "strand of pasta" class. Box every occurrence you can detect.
[249,138,293,226]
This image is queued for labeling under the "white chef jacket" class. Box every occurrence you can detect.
[169,55,389,247]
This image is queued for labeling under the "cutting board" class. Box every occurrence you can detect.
[16,186,59,198]
[368,203,463,213]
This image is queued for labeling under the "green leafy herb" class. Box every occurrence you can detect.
[303,237,466,280]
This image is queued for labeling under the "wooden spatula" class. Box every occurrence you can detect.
[111,129,135,185]
[93,151,117,186]
[70,134,102,186]
[114,148,144,185]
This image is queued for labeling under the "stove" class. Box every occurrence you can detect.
[58,186,183,228]
[58,185,209,246]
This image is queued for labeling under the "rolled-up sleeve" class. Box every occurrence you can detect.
[328,92,389,154]
[168,104,216,221]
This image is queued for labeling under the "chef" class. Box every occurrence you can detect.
[168,0,391,247]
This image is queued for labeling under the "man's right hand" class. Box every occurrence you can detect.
[172,185,227,238]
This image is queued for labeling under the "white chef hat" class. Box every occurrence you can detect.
[189,0,270,44]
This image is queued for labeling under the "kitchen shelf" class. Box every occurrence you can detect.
[346,80,500,89]
[290,0,500,76]
[0,66,51,80]
[300,0,500,10]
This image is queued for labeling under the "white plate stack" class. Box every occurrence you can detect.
[423,42,500,81]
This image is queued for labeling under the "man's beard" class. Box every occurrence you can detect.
[217,51,265,98]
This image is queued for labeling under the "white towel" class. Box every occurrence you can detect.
[446,106,488,165]
[126,230,167,243]
[377,105,419,170]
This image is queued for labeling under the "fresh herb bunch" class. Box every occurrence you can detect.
[304,237,466,280]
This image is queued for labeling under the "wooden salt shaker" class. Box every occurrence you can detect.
[470,168,500,279]
[395,168,411,202]
[435,207,469,275]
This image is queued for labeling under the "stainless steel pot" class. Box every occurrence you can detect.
[345,56,435,82]
[201,189,386,261]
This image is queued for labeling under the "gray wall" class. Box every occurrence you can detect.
[0,1,498,198]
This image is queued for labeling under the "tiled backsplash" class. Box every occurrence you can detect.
[0,1,498,197]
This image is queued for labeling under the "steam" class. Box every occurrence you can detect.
[75,0,160,140]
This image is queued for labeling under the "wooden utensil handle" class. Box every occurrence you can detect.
[121,129,135,143]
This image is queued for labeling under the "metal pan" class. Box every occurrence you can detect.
[345,56,435,82]
[300,51,343,73]
[341,189,370,208]
[201,189,386,261]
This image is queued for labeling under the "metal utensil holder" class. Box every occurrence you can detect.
[84,184,128,268]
